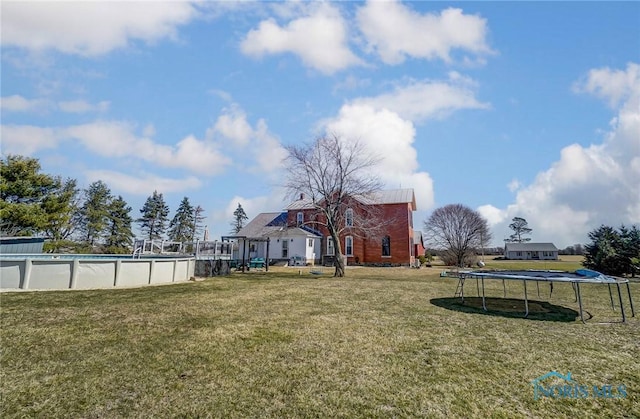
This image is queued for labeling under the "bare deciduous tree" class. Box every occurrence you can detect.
[424,204,492,268]
[284,135,383,277]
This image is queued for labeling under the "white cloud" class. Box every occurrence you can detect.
[573,63,640,108]
[483,63,640,247]
[240,2,362,74]
[58,100,110,113]
[212,105,254,147]
[64,121,231,176]
[252,119,288,173]
[208,104,287,173]
[507,179,521,193]
[324,104,435,211]
[1,120,231,176]
[0,95,49,112]
[85,170,202,195]
[352,74,490,122]
[1,1,198,56]
[477,204,507,227]
[356,2,492,65]
[0,124,59,155]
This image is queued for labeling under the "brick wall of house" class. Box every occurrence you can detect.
[287,201,414,265]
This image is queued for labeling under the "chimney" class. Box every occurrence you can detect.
[300,193,305,200]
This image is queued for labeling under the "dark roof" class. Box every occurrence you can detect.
[238,212,321,239]
[504,242,558,251]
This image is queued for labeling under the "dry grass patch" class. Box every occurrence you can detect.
[1,267,638,418]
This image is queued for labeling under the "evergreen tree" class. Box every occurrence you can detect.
[137,190,170,240]
[168,197,195,242]
[193,205,206,240]
[79,180,112,247]
[230,203,248,234]
[0,155,61,236]
[583,225,640,277]
[105,195,134,253]
[42,178,81,252]
[506,217,532,243]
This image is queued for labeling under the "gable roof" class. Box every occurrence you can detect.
[286,188,416,210]
[237,212,284,238]
[237,212,321,239]
[504,242,558,252]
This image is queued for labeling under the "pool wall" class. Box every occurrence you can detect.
[0,256,195,290]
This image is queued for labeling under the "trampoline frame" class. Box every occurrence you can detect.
[446,269,635,323]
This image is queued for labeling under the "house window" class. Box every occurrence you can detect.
[345,208,353,227]
[327,238,335,256]
[282,240,288,258]
[345,236,353,256]
[382,235,391,257]
[308,238,313,247]
[297,212,304,226]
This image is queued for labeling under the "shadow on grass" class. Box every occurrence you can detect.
[430,296,580,322]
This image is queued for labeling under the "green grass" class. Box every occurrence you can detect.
[1,265,638,418]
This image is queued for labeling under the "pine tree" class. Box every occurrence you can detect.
[506,217,532,243]
[80,180,112,247]
[193,205,206,240]
[168,197,195,242]
[0,154,61,236]
[105,195,134,253]
[231,203,248,234]
[137,190,170,240]
[41,178,80,251]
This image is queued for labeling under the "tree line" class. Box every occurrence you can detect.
[1,155,206,253]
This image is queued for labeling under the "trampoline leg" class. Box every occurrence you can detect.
[536,281,540,298]
[617,284,626,323]
[523,280,529,318]
[476,278,480,297]
[576,283,585,324]
[572,283,578,302]
[461,279,464,303]
[503,279,507,298]
[627,283,635,317]
[482,278,486,311]
[549,282,553,299]
[608,284,615,311]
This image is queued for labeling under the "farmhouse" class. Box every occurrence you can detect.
[504,242,558,260]
[234,212,322,265]
[238,188,417,266]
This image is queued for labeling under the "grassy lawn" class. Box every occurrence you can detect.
[2,263,638,418]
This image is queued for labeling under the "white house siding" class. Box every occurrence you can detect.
[506,250,558,260]
[504,243,558,260]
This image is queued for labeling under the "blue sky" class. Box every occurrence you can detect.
[2,1,639,248]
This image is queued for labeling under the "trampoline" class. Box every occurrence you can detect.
[442,269,635,323]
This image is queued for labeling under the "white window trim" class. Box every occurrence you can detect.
[297,212,304,226]
[345,208,353,227]
[345,236,353,256]
[327,237,335,256]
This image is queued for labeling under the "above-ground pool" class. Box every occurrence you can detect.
[0,254,195,291]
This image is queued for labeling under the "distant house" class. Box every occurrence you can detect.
[504,242,558,260]
[234,212,322,265]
